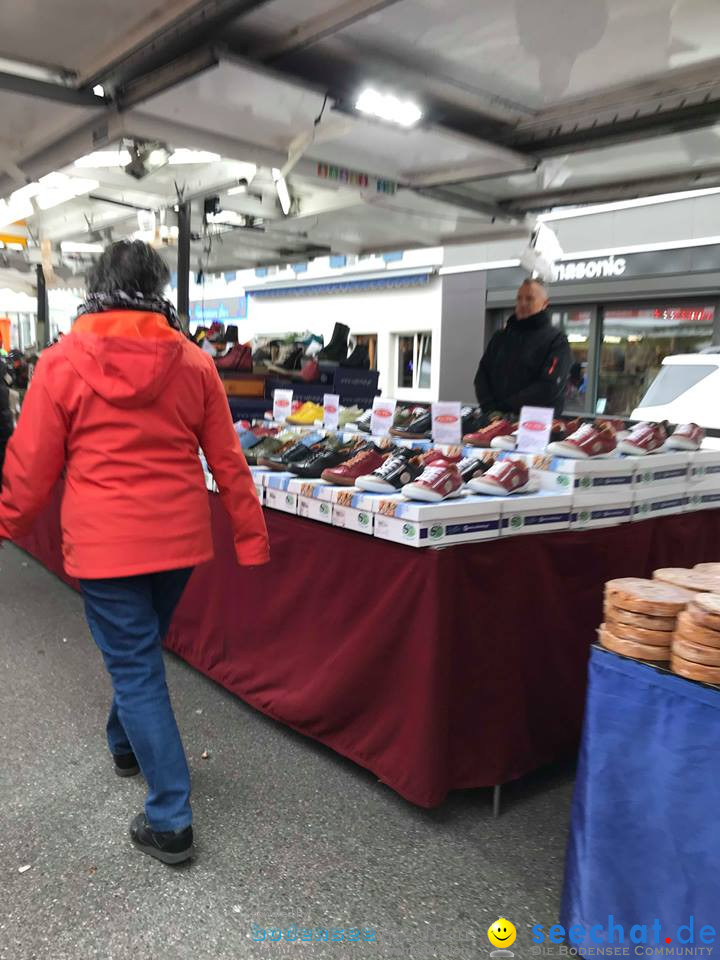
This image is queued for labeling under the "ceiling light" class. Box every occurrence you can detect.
[272,168,291,216]
[74,150,131,168]
[61,241,104,254]
[124,141,169,180]
[355,87,422,128]
[169,149,221,165]
[93,84,105,98]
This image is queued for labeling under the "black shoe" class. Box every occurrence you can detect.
[289,442,359,479]
[113,752,140,777]
[130,812,194,865]
[258,439,317,471]
[355,447,423,492]
[341,344,370,369]
[317,322,350,364]
[354,409,373,433]
[457,454,494,483]
[389,408,432,439]
[461,406,485,435]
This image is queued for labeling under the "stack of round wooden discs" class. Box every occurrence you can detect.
[653,567,720,593]
[672,593,720,684]
[694,562,720,576]
[601,578,697,661]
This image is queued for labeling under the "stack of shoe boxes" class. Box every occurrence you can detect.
[628,452,690,520]
[370,492,503,548]
[263,472,299,514]
[249,466,268,504]
[287,478,335,524]
[686,448,720,512]
[497,452,635,530]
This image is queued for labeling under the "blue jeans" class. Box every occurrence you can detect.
[81,568,193,832]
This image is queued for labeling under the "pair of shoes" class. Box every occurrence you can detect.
[317,322,350,364]
[289,439,362,479]
[321,443,390,485]
[354,447,469,493]
[114,752,140,777]
[130,813,194,865]
[400,455,493,502]
[391,405,484,440]
[286,401,324,426]
[258,433,323,471]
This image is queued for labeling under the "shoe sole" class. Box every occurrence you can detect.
[663,439,701,451]
[321,474,358,486]
[401,484,464,502]
[131,836,194,865]
[469,480,540,496]
[546,441,591,459]
[617,443,663,456]
[389,430,431,439]
[114,765,140,777]
[355,477,397,493]
[490,437,517,450]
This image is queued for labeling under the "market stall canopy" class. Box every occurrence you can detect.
[3,0,720,281]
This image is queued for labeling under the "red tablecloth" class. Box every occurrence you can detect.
[16,488,720,807]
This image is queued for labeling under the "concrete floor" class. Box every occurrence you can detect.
[0,544,575,960]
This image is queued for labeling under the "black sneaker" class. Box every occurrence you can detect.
[389,408,432,439]
[130,813,194,865]
[355,448,422,492]
[461,406,486,435]
[457,454,494,484]
[258,439,318,471]
[289,442,360,479]
[114,752,140,777]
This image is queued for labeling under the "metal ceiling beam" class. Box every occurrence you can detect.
[0,70,102,107]
[250,0,407,62]
[507,98,720,157]
[500,166,720,213]
[413,186,520,222]
[116,46,219,110]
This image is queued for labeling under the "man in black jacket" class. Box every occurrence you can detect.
[474,278,571,415]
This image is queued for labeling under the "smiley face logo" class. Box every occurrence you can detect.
[488,918,516,949]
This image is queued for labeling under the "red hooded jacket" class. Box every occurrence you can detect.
[0,311,269,578]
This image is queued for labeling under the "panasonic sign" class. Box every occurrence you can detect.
[553,255,627,282]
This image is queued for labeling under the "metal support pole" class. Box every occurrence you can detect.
[36,265,49,350]
[177,201,191,326]
[492,784,502,818]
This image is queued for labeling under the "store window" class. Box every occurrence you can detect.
[551,308,593,413]
[396,332,432,391]
[597,305,715,416]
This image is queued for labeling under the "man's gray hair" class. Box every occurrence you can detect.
[520,277,548,296]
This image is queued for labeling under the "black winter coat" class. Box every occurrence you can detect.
[474,310,572,415]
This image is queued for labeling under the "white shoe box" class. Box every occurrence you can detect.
[287,478,339,502]
[631,482,689,521]
[497,451,636,496]
[688,448,720,483]
[628,451,690,487]
[264,473,298,513]
[370,492,501,548]
[498,490,573,536]
[297,495,333,523]
[331,503,375,534]
[570,490,633,529]
[686,474,720,511]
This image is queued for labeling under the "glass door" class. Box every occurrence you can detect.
[597,304,715,416]
[550,307,595,415]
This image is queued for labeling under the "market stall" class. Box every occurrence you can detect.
[15,479,720,807]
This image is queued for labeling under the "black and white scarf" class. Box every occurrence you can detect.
[75,291,187,334]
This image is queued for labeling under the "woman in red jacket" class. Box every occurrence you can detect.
[0,241,269,865]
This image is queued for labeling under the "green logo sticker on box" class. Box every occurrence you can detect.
[510,516,523,529]
[320,503,329,515]
[359,512,370,526]
[559,474,571,487]
[430,524,444,539]
[579,476,591,489]
[402,523,416,538]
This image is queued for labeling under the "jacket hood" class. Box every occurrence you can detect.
[62,311,184,409]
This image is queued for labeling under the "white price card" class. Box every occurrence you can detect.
[516,406,554,454]
[323,394,340,431]
[273,389,293,423]
[431,402,463,445]
[370,398,397,437]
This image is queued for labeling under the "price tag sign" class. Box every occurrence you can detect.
[370,398,397,436]
[516,405,554,454]
[273,388,293,423]
[323,393,340,431]
[431,402,462,445]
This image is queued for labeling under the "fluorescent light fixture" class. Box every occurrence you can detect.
[272,168,291,216]
[93,84,105,98]
[61,241,104,254]
[74,150,131,168]
[440,258,521,275]
[355,87,422,128]
[169,149,221,165]
[207,210,245,227]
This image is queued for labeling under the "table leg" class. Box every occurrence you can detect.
[493,784,502,818]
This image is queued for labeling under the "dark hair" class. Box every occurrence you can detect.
[88,240,170,298]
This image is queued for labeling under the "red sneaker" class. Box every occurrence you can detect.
[665,422,705,451]
[546,423,617,459]
[419,448,462,467]
[321,445,388,485]
[468,458,539,496]
[464,418,515,447]
[401,461,464,502]
[618,422,667,456]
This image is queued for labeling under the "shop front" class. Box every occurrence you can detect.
[485,244,720,417]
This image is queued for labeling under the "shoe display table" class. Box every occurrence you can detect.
[16,484,720,807]
[561,647,720,935]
